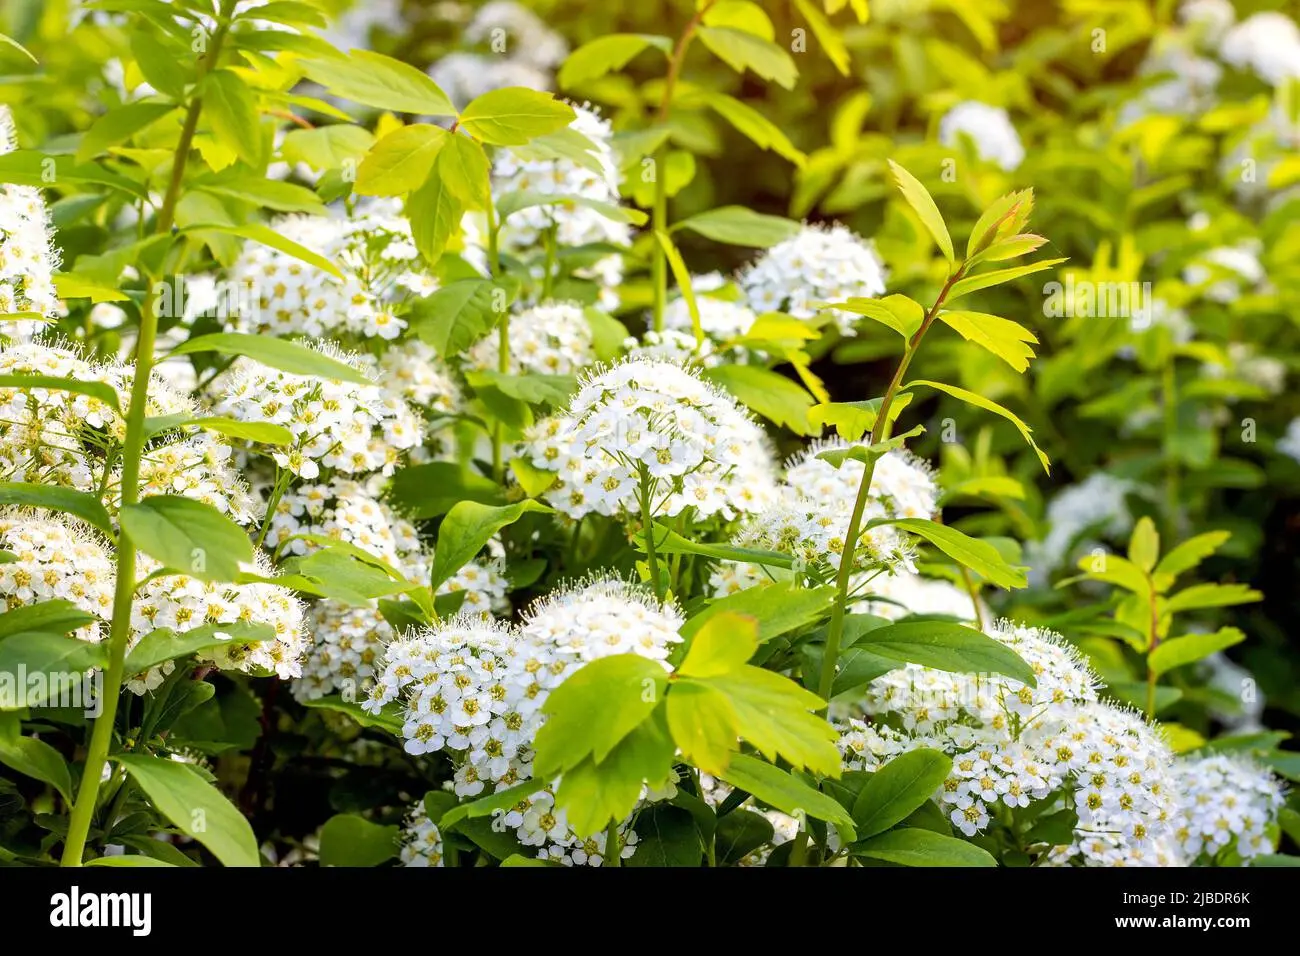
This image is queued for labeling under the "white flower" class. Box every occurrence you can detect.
[264,474,423,570]
[131,550,309,686]
[210,343,421,477]
[1202,343,1286,398]
[1119,44,1221,127]
[738,224,887,335]
[1025,473,1135,578]
[1180,0,1235,41]
[938,101,1025,171]
[1278,418,1300,464]
[468,302,596,375]
[523,358,779,521]
[465,1,568,71]
[0,106,59,340]
[225,201,431,341]
[0,512,114,640]
[428,53,552,109]
[1183,242,1266,302]
[518,576,683,664]
[1171,755,1285,862]
[1219,12,1300,86]
[357,338,461,415]
[398,801,445,867]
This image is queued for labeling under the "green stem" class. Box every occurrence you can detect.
[255,467,290,550]
[650,1,711,333]
[605,821,621,867]
[817,268,964,703]
[486,195,506,483]
[60,2,234,868]
[1161,361,1181,538]
[959,566,986,631]
[1144,575,1160,719]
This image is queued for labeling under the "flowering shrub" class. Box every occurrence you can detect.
[0,0,1295,873]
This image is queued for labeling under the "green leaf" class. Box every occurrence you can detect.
[388,461,503,519]
[851,620,1037,686]
[697,26,797,89]
[85,855,177,867]
[52,273,128,303]
[936,310,1037,372]
[718,754,855,841]
[666,680,739,775]
[558,34,671,88]
[807,393,913,441]
[300,50,456,116]
[318,814,398,867]
[554,710,677,836]
[409,278,499,356]
[0,733,73,802]
[948,259,1065,299]
[0,32,38,64]
[887,160,953,261]
[0,152,148,200]
[706,92,806,167]
[202,70,260,165]
[120,495,252,582]
[195,175,325,214]
[851,748,952,838]
[906,379,1050,474]
[114,754,260,867]
[300,694,403,735]
[793,0,851,74]
[124,621,272,675]
[672,205,800,247]
[1128,517,1160,573]
[496,189,647,225]
[0,373,121,412]
[0,601,97,641]
[1164,583,1261,612]
[639,523,794,569]
[459,87,576,146]
[681,583,834,645]
[1149,628,1246,676]
[281,549,417,605]
[828,295,923,338]
[430,500,551,592]
[703,364,814,434]
[0,632,105,709]
[408,171,463,266]
[1154,531,1230,579]
[355,124,447,197]
[0,483,114,536]
[534,655,667,776]
[966,189,1034,259]
[128,30,190,97]
[653,230,703,345]
[715,808,775,864]
[623,803,703,867]
[183,223,345,280]
[437,132,491,208]
[854,827,996,866]
[168,333,370,384]
[281,124,374,172]
[511,456,558,498]
[703,667,841,774]
[877,518,1026,589]
[678,611,758,678]
[76,101,176,164]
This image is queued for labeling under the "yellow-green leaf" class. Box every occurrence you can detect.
[937,310,1038,372]
[887,159,953,262]
[355,124,448,197]
[906,379,1049,474]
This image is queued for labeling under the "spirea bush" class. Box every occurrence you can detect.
[0,0,1295,871]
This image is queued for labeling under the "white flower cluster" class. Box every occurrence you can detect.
[211,345,422,478]
[265,475,423,569]
[429,52,551,109]
[0,512,114,640]
[356,339,461,416]
[839,621,1178,863]
[1118,43,1222,127]
[294,555,510,704]
[1219,11,1300,86]
[1183,242,1267,303]
[938,101,1025,171]
[734,440,938,578]
[398,801,446,867]
[1171,755,1285,862]
[0,106,58,340]
[426,0,567,107]
[468,302,596,375]
[0,342,255,522]
[226,204,427,342]
[371,578,679,864]
[488,105,629,308]
[1202,342,1287,398]
[131,551,309,688]
[523,358,779,522]
[465,1,568,72]
[739,224,887,335]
